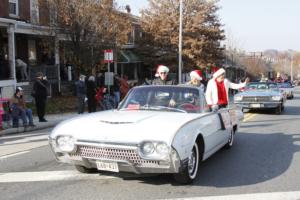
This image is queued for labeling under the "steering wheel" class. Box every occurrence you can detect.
[177,103,198,112]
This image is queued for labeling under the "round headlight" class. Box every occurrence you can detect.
[56,136,76,152]
[272,96,281,101]
[141,142,155,155]
[234,95,243,101]
[156,143,170,155]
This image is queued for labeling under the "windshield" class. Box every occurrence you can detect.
[246,82,278,90]
[119,86,208,113]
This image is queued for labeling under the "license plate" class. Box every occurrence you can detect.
[250,103,261,108]
[96,161,119,172]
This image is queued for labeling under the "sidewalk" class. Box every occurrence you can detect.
[0,112,78,136]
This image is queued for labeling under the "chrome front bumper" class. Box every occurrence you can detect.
[234,101,281,109]
[49,140,181,174]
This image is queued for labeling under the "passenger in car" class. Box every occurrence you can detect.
[185,70,205,92]
[206,68,249,111]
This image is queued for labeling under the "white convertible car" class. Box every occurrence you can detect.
[49,85,243,184]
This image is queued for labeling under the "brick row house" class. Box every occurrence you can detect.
[0,0,58,98]
[0,0,143,99]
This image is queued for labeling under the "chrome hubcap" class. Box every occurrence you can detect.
[188,144,199,179]
[229,130,234,146]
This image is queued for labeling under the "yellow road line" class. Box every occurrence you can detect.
[243,113,257,122]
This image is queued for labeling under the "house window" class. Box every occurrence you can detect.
[9,0,19,17]
[30,0,39,24]
[28,40,37,65]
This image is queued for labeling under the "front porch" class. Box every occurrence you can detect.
[0,17,61,99]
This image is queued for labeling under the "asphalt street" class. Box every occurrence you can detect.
[1,87,300,200]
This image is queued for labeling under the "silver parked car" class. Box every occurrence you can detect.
[234,82,286,114]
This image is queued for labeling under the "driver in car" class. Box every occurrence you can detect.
[152,65,177,106]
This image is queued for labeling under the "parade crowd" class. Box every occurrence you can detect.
[2,65,249,129]
[74,65,248,115]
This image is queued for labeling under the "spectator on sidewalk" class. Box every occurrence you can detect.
[96,72,105,88]
[119,75,129,100]
[10,87,35,128]
[112,74,121,108]
[205,68,249,111]
[86,75,97,113]
[16,58,28,81]
[75,74,86,114]
[32,72,49,122]
[143,77,151,85]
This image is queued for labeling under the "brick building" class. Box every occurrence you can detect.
[0,0,142,98]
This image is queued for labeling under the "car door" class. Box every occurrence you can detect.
[199,92,230,152]
[216,108,232,144]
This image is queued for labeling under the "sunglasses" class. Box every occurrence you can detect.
[160,72,167,74]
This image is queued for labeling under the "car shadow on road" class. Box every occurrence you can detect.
[191,131,300,187]
[111,132,300,187]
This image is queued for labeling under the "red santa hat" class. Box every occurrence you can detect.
[155,65,169,77]
[190,70,202,81]
[212,66,219,73]
[213,68,226,78]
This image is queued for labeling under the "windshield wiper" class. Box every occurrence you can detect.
[120,105,187,113]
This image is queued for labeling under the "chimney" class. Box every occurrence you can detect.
[125,5,131,13]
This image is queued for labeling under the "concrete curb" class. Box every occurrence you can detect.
[0,113,77,137]
[0,120,59,136]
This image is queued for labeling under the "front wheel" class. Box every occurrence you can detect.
[173,143,200,184]
[225,129,234,149]
[275,104,282,114]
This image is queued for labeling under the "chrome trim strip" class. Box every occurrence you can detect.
[76,141,138,150]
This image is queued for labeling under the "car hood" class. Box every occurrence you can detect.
[51,110,207,145]
[237,89,280,96]
[279,87,293,91]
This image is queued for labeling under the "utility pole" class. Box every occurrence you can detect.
[178,0,183,84]
[290,52,293,82]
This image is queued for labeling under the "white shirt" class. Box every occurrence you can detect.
[205,78,246,105]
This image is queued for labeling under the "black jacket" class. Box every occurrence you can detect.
[86,80,96,98]
[152,77,177,85]
[33,79,49,99]
[75,80,86,96]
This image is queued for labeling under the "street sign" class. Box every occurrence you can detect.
[104,50,113,63]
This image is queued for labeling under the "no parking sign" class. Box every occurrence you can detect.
[104,50,113,63]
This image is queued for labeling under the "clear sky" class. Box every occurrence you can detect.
[116,0,300,52]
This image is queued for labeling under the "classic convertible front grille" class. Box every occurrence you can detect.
[242,96,270,102]
[69,145,159,166]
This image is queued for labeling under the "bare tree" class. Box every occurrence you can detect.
[39,0,131,74]
[138,0,225,72]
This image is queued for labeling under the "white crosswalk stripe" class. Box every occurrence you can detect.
[0,150,30,160]
[162,191,300,200]
[0,170,117,183]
